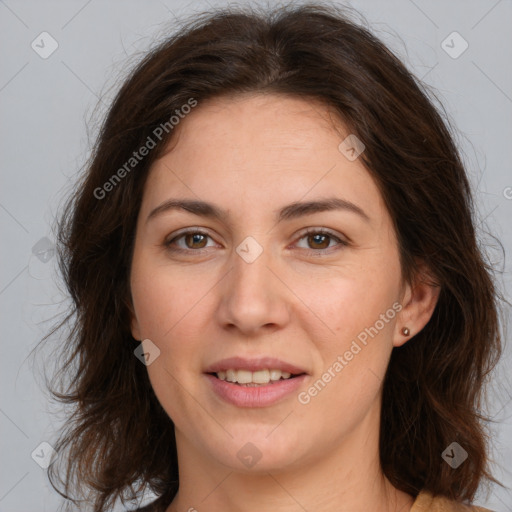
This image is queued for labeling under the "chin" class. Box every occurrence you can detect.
[207,428,307,473]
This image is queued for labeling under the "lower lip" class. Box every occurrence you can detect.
[204,373,308,408]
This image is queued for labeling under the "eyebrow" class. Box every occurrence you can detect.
[146,197,370,224]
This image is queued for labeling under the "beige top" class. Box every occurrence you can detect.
[132,490,496,511]
[411,491,493,512]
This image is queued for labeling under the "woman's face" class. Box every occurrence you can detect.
[129,93,416,473]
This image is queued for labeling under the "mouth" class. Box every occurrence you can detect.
[203,356,309,407]
[206,368,306,386]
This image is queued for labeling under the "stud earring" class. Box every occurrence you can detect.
[401,327,410,336]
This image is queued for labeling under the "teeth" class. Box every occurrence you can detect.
[253,369,270,384]
[236,370,252,384]
[269,369,281,381]
[215,369,294,384]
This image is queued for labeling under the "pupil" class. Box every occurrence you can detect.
[310,234,329,249]
[187,233,206,248]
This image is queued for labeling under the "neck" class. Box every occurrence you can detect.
[167,404,413,512]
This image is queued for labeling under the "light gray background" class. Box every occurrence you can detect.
[1,0,511,510]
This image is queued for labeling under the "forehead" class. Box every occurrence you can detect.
[141,93,387,227]
[164,93,350,165]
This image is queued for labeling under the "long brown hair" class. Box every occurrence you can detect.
[44,3,502,511]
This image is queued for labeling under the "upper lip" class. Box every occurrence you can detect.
[204,356,308,375]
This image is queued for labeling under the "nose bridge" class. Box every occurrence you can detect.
[232,235,271,293]
[217,234,289,334]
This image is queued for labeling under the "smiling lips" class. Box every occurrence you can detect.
[204,355,308,375]
[204,356,309,407]
[216,368,294,385]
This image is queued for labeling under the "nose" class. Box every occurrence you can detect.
[215,242,291,336]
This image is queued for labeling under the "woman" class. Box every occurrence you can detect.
[47,3,502,511]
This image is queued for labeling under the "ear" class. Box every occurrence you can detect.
[130,315,142,341]
[394,262,441,347]
[124,295,142,341]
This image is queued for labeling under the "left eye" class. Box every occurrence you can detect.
[165,229,347,253]
[295,229,346,251]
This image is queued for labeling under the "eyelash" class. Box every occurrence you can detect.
[163,227,348,256]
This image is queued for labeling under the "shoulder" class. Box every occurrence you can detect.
[412,490,494,512]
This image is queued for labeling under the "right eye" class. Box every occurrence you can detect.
[164,229,218,253]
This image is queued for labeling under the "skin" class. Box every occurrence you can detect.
[129,93,440,512]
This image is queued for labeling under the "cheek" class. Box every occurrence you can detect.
[130,252,212,339]
[289,258,400,344]
[131,270,205,376]
[290,262,398,415]
[130,259,215,420]
[295,293,395,436]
